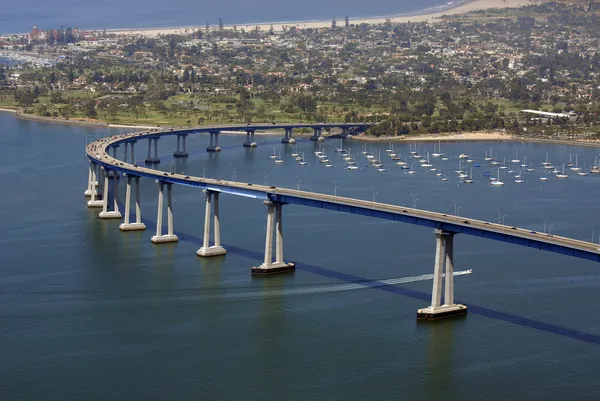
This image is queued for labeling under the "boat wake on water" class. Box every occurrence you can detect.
[219,270,473,300]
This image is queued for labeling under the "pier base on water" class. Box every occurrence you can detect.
[252,262,296,276]
[197,246,227,257]
[418,229,466,321]
[151,234,179,243]
[417,304,467,321]
[99,211,123,219]
[119,223,147,231]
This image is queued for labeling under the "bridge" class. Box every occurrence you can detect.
[84,124,600,321]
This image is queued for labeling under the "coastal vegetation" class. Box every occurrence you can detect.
[0,1,599,141]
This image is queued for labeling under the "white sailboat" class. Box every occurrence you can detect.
[490,168,504,186]
[570,154,581,172]
[511,149,521,163]
[555,164,568,179]
[270,146,278,159]
[422,151,433,167]
[432,141,444,157]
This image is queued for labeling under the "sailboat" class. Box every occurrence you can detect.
[291,143,299,157]
[490,168,504,186]
[484,148,494,162]
[511,149,521,163]
[570,154,581,172]
[555,164,568,179]
[386,141,394,153]
[499,157,508,169]
[274,150,284,164]
[422,151,433,167]
[514,169,524,183]
[463,168,474,184]
[432,141,444,157]
[521,156,528,168]
[335,138,345,153]
[270,146,278,159]
[591,156,600,174]
[298,152,307,165]
[408,163,416,174]
[361,143,368,155]
[566,153,574,168]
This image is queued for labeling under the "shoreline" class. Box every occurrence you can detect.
[3,109,600,149]
[107,0,529,37]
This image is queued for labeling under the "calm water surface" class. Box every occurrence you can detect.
[2,112,600,400]
[0,0,451,34]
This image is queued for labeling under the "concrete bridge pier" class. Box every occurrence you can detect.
[87,164,104,207]
[243,130,257,147]
[99,167,123,219]
[84,161,99,197]
[119,175,146,231]
[282,128,296,144]
[129,141,136,164]
[173,134,189,158]
[145,138,161,164]
[310,127,324,142]
[107,146,120,178]
[417,229,467,320]
[252,201,295,275]
[207,131,222,152]
[197,191,227,257]
[151,181,178,243]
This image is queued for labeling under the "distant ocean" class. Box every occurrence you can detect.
[0,0,453,34]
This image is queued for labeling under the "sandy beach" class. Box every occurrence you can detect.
[352,131,515,142]
[110,0,530,37]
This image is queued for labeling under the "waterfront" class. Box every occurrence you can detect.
[3,112,600,400]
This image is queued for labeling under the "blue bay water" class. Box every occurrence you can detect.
[2,111,600,400]
[0,0,451,34]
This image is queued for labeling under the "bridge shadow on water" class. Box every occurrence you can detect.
[115,200,600,347]
[112,136,600,346]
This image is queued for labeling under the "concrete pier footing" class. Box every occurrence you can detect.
[197,246,227,257]
[206,146,222,152]
[252,262,296,275]
[243,141,258,148]
[99,211,123,219]
[120,222,147,231]
[145,137,160,163]
[173,134,189,158]
[87,200,104,208]
[253,201,293,276]
[417,304,467,320]
[418,229,466,320]
[197,191,226,257]
[151,234,179,243]
[281,138,296,144]
[151,181,178,244]
[119,175,146,231]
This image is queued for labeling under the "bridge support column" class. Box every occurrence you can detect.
[88,164,104,207]
[252,201,295,275]
[243,130,257,147]
[123,142,129,163]
[282,128,296,144]
[130,141,136,164]
[99,168,122,219]
[207,131,222,152]
[145,138,161,164]
[310,127,324,142]
[151,182,178,243]
[84,161,96,197]
[417,230,466,320]
[119,175,146,231]
[197,191,226,257]
[174,134,189,158]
